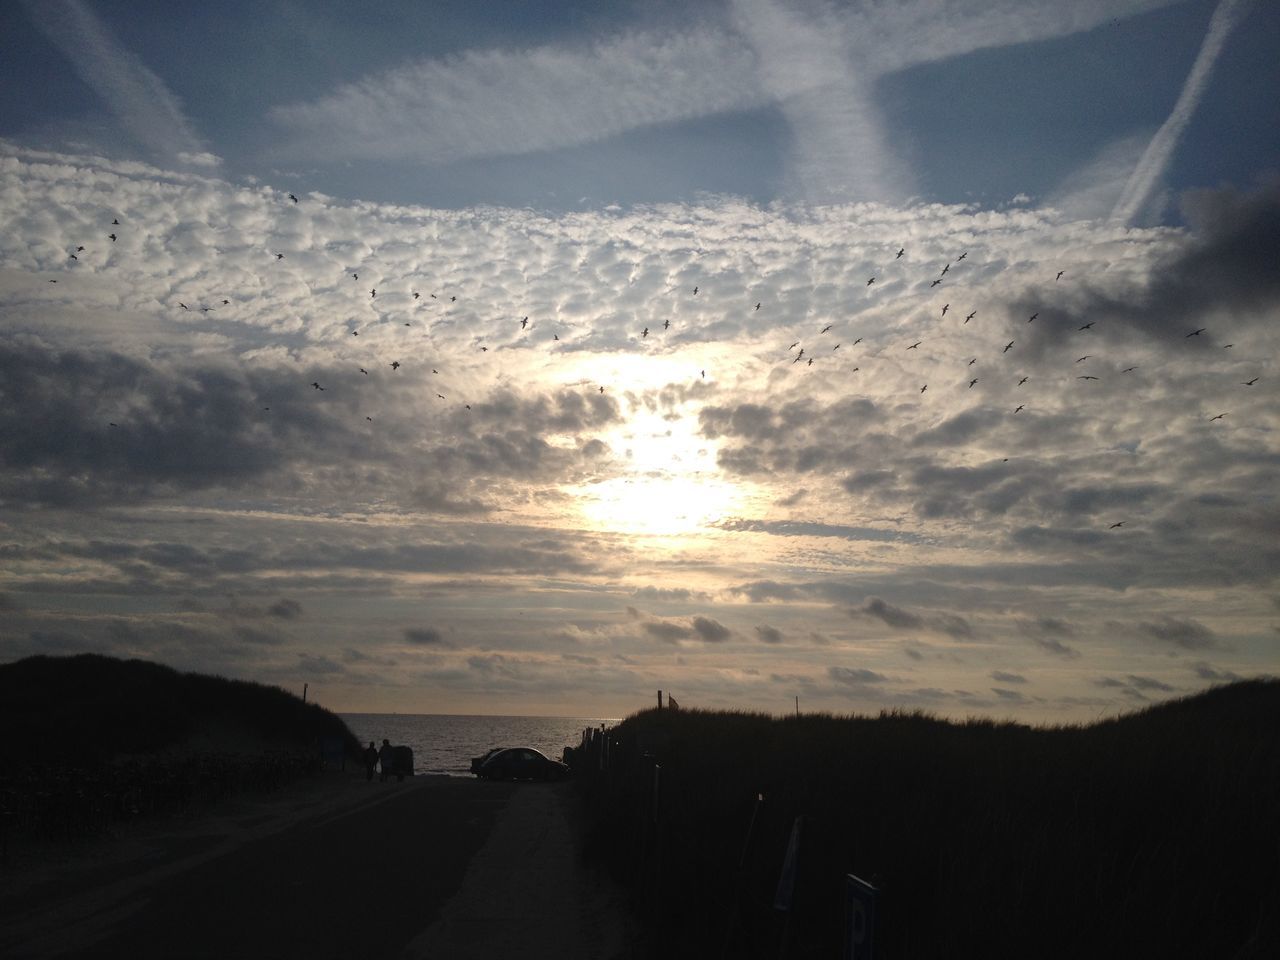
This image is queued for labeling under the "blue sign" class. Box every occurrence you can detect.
[843,873,878,960]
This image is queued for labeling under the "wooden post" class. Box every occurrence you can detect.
[303,682,308,704]
[658,689,663,709]
[795,695,799,717]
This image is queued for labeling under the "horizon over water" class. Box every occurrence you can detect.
[342,713,620,777]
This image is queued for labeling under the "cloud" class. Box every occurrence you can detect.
[756,624,784,644]
[1190,661,1241,682]
[268,598,302,620]
[22,0,217,168]
[270,28,765,167]
[991,670,1028,684]
[1110,0,1255,225]
[1031,636,1081,659]
[856,597,924,630]
[404,628,452,648]
[1135,616,1217,650]
[828,665,889,686]
[692,616,732,643]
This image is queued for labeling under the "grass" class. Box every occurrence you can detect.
[573,680,1280,959]
[0,654,363,846]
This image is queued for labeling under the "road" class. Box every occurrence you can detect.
[2,775,517,959]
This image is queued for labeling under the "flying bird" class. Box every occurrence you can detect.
[930,278,943,288]
[76,246,84,252]
[520,317,528,329]
[1018,377,1029,385]
[112,218,119,225]
[1077,375,1099,380]
[788,342,799,350]
[941,303,949,316]
[1243,377,1259,386]
[1003,341,1014,353]
[221,299,229,305]
[969,378,979,388]
[896,248,904,259]
[642,327,649,338]
[693,286,698,295]
[1109,521,1125,529]
[1079,322,1095,330]
[1186,328,1205,338]
[957,252,967,261]
[390,361,400,370]
[866,277,875,286]
[1208,413,1227,421]
[821,324,833,333]
[965,311,976,323]
[968,358,977,366]
[1014,405,1024,413]
[413,292,420,299]
[907,341,921,350]
[371,289,376,298]
[360,368,368,375]
[941,263,950,276]
[1056,271,1065,281]
[288,194,298,203]
[311,382,323,390]
[353,273,358,280]
[755,302,761,310]
[1028,312,1038,322]
[1122,366,1138,373]
[852,338,862,345]
[68,253,77,260]
[920,384,928,394]
[450,296,456,302]
[663,319,670,330]
[275,253,284,260]
[1075,356,1091,363]
[108,234,116,241]
[807,358,814,366]
[366,416,372,421]
[179,302,189,310]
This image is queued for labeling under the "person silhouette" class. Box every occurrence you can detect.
[378,738,394,782]
[363,742,378,782]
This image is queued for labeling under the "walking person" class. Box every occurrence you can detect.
[363,741,379,782]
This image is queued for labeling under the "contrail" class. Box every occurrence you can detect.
[22,0,218,168]
[1110,0,1252,225]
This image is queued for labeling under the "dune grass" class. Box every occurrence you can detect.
[574,681,1280,959]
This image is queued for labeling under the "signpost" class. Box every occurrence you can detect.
[843,873,879,960]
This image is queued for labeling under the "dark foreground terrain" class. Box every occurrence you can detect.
[574,680,1280,959]
[0,772,514,959]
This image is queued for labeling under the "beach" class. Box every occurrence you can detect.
[0,770,631,959]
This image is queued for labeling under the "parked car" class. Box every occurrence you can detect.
[470,747,569,781]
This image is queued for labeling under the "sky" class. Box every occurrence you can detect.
[1,0,1277,721]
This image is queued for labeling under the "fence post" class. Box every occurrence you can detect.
[843,873,879,960]
[721,792,765,959]
[774,815,805,960]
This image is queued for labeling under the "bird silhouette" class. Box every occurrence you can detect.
[692,286,698,295]
[521,317,528,329]
[957,252,967,261]
[965,311,976,323]
[311,382,323,390]
[941,263,950,276]
[755,302,761,310]
[413,292,420,299]
[1018,377,1029,385]
[1056,271,1064,281]
[1014,405,1024,413]
[108,234,116,242]
[896,248,904,259]
[866,277,875,286]
[941,304,949,316]
[360,368,368,375]
[1208,413,1227,421]
[969,378,978,388]
[920,384,928,394]
[821,324,833,333]
[390,361,400,370]
[1109,521,1125,529]
[930,279,943,288]
[1075,356,1091,363]
[275,253,284,260]
[1077,375,1099,380]
[1243,377,1259,386]
[663,319,670,330]
[1122,367,1138,373]
[371,289,376,298]
[642,327,649,338]
[288,194,298,203]
[353,273,358,280]
[852,338,862,345]
[1028,312,1038,322]
[907,341,921,350]
[1186,328,1205,338]
[112,218,119,225]
[1003,341,1014,353]
[968,358,977,366]
[179,302,189,310]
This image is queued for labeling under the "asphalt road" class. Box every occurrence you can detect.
[3,775,518,960]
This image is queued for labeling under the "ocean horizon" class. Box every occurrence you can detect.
[341,713,620,777]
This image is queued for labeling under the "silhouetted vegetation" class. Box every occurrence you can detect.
[0,654,361,846]
[573,681,1280,959]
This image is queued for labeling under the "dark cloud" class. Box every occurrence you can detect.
[297,654,343,675]
[691,616,731,643]
[1135,616,1217,650]
[991,687,1027,702]
[990,670,1027,684]
[643,620,692,643]
[756,624,784,644]
[716,518,922,544]
[1190,661,1241,682]
[268,598,303,620]
[855,597,923,630]
[404,627,452,647]
[828,666,889,686]
[632,586,708,603]
[1030,635,1080,659]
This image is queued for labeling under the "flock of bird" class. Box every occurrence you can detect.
[51,192,1263,531]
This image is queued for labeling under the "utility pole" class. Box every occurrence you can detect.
[795,695,799,717]
[658,689,663,709]
[303,682,308,704]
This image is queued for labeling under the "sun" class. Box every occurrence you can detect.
[570,403,745,536]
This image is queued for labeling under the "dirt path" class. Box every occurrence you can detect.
[0,773,633,959]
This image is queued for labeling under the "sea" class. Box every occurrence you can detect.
[341,714,620,777]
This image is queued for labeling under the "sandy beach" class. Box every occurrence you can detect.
[0,771,632,959]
